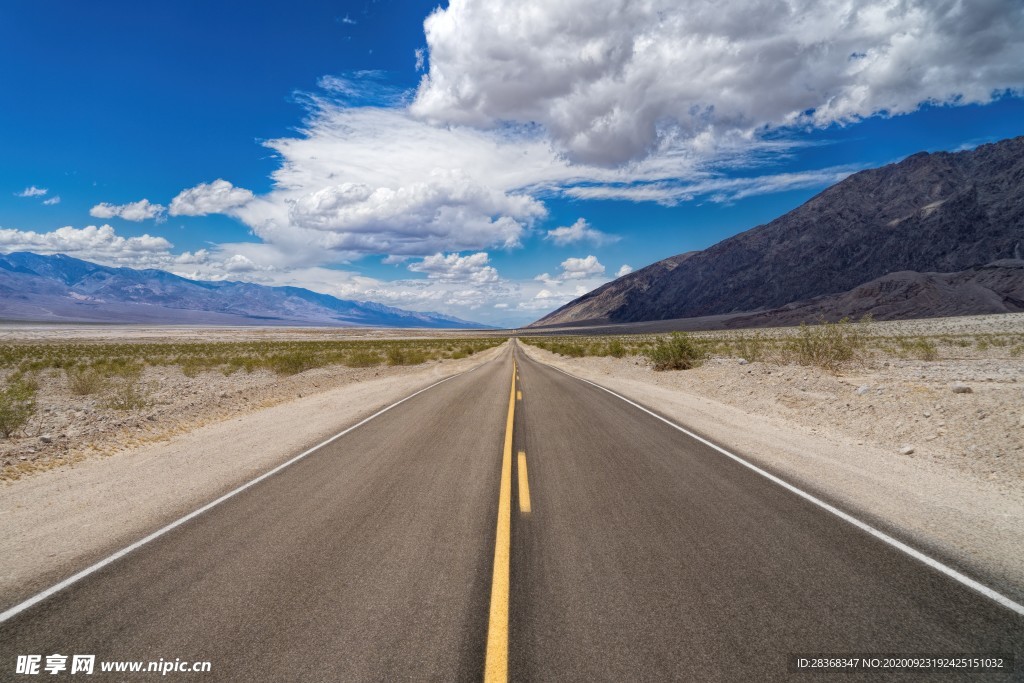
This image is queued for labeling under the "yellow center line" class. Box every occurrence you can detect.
[517,451,531,514]
[484,360,516,683]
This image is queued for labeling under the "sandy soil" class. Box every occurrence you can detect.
[518,342,1024,601]
[0,342,506,606]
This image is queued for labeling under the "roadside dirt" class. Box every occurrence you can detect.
[519,342,1024,601]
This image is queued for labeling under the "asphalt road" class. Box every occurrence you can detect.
[2,341,1022,681]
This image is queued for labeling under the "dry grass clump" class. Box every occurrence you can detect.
[785,318,867,371]
[520,316,1023,372]
[0,337,505,379]
[104,374,152,411]
[0,375,37,437]
[66,366,107,395]
[644,333,709,371]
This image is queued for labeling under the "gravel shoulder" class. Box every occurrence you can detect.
[0,342,507,607]
[518,343,1024,602]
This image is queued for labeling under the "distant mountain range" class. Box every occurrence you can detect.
[533,136,1024,328]
[0,252,488,329]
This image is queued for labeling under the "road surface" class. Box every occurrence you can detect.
[2,342,1021,681]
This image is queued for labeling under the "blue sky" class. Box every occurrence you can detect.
[2,0,1022,326]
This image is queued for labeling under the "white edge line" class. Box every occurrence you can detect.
[535,357,1024,617]
[0,358,496,624]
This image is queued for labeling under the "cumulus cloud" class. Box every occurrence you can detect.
[536,254,607,283]
[16,186,48,198]
[43,196,61,206]
[169,179,255,216]
[413,0,1024,165]
[544,218,618,246]
[167,76,872,269]
[559,255,605,279]
[0,225,171,264]
[616,264,633,277]
[407,251,500,283]
[90,199,166,222]
[216,95,560,259]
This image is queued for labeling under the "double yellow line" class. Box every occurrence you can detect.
[483,360,517,682]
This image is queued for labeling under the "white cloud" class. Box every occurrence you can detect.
[0,225,171,265]
[414,48,426,71]
[616,264,633,277]
[215,96,561,260]
[169,179,255,216]
[413,0,1024,165]
[16,186,47,198]
[407,252,500,283]
[564,166,861,205]
[43,196,61,206]
[559,255,605,279]
[169,76,870,271]
[90,198,166,222]
[536,254,607,284]
[544,217,618,246]
[340,14,356,25]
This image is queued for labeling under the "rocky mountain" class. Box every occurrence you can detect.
[724,260,1024,328]
[533,136,1024,327]
[0,252,488,328]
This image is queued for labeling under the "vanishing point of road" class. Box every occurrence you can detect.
[2,341,1022,681]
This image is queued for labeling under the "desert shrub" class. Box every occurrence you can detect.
[0,377,37,437]
[67,366,107,395]
[553,342,586,357]
[607,339,626,358]
[786,318,865,371]
[267,352,318,376]
[181,358,205,378]
[104,375,152,411]
[732,333,766,363]
[645,333,708,371]
[98,358,144,378]
[898,337,939,361]
[386,347,429,365]
[341,350,379,367]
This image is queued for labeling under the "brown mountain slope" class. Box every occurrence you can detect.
[532,136,1024,327]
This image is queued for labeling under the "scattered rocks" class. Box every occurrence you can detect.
[738,358,749,365]
[39,435,53,444]
[899,445,916,455]
[855,385,870,395]
[950,382,973,394]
